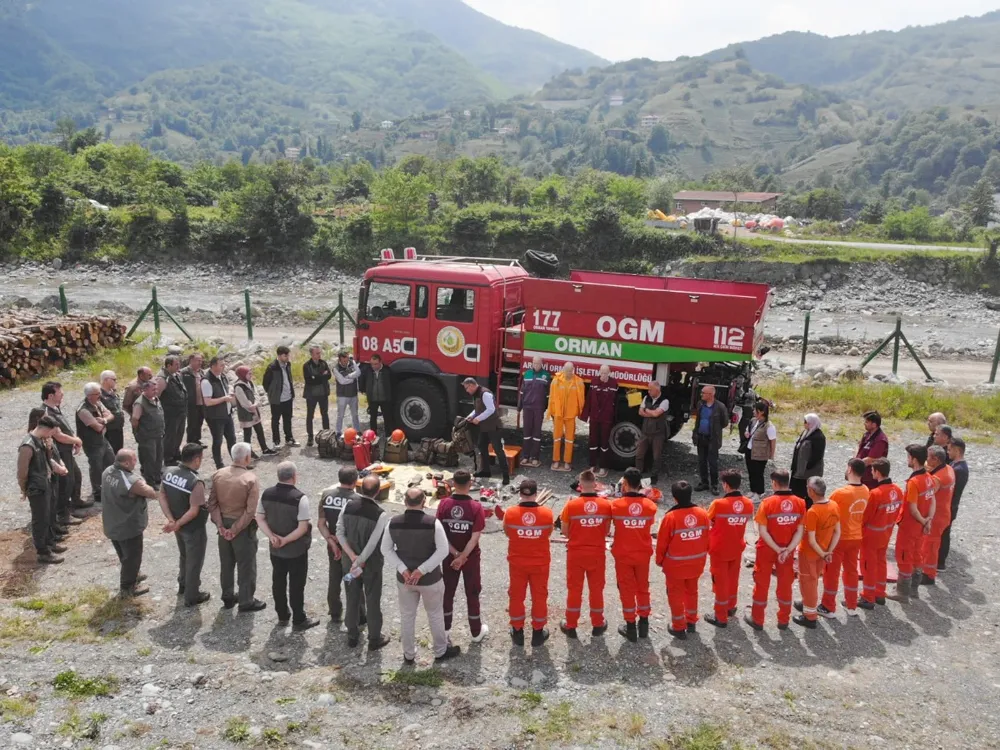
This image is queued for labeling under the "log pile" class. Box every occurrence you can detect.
[0,310,126,387]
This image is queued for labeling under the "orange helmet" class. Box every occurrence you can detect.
[343,428,358,446]
[390,429,406,443]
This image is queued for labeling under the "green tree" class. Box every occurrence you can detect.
[0,155,38,246]
[371,169,432,234]
[647,124,670,156]
[54,118,78,152]
[646,177,675,213]
[351,111,362,132]
[447,157,503,207]
[859,198,885,225]
[964,176,997,227]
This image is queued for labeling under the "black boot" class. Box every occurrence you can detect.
[637,617,649,639]
[618,622,638,642]
[531,628,550,647]
[559,621,578,639]
[510,627,524,647]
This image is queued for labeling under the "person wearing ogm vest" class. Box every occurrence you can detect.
[256,462,320,631]
[655,481,711,639]
[463,378,509,484]
[158,443,212,607]
[381,488,461,664]
[131,380,165,489]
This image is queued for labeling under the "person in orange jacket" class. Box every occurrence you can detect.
[858,458,903,609]
[920,445,954,587]
[744,469,805,631]
[793,477,841,629]
[655,480,710,639]
[819,458,869,618]
[548,362,586,472]
[559,470,612,639]
[498,479,554,647]
[888,444,936,602]
[704,469,754,628]
[610,467,658,642]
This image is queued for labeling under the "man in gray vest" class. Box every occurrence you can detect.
[17,415,68,564]
[333,350,361,436]
[336,475,390,650]
[42,381,88,521]
[155,355,188,466]
[257,462,320,630]
[131,380,165,489]
[99,370,125,454]
[201,356,238,470]
[158,443,211,606]
[263,346,299,448]
[76,382,116,504]
[382,488,460,664]
[462,378,510,485]
[636,380,669,486]
[318,466,364,624]
[101,449,158,597]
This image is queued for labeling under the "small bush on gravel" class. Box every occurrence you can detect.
[222,716,252,743]
[384,668,443,688]
[52,670,119,698]
[57,708,109,740]
[518,691,542,707]
[0,696,37,723]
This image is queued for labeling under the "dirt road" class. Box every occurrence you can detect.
[763,351,998,387]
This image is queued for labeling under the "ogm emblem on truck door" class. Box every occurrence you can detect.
[437,327,465,357]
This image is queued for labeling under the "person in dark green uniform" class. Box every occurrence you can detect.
[17,415,67,564]
[76,382,116,504]
[156,355,188,466]
[101,449,158,597]
[158,443,211,606]
[131,380,165,489]
[318,466,363,623]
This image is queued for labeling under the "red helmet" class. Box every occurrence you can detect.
[390,429,406,443]
[363,429,377,443]
[343,428,358,446]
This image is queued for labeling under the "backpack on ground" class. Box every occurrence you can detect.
[316,430,341,459]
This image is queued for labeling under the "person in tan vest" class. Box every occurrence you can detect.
[742,400,776,502]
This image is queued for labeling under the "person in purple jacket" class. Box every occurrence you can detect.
[582,365,618,478]
[518,357,550,468]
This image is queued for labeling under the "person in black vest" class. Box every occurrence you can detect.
[302,345,332,447]
[17,414,68,564]
[318,466,363,624]
[364,353,393,435]
[99,370,125,454]
[158,443,212,606]
[263,346,299,448]
[462,378,510,485]
[155,355,188,466]
[635,380,669,486]
[333,350,362,436]
[76,382,116,504]
[180,352,206,445]
[381,488,461,664]
[201,357,238,470]
[257,462,320,630]
[131,380,165,489]
[42,381,89,522]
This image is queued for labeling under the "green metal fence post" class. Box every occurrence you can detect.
[151,286,161,337]
[900,332,934,382]
[244,289,254,341]
[990,327,1000,385]
[126,299,155,339]
[800,311,810,370]
[58,284,69,315]
[156,304,194,341]
[891,315,901,376]
[338,290,346,346]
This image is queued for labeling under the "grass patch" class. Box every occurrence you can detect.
[4,587,148,645]
[298,308,322,322]
[222,716,252,744]
[57,708,109,741]
[518,691,543,708]
[52,670,119,698]
[136,645,153,656]
[275,696,297,705]
[625,712,647,738]
[651,723,736,750]
[522,701,575,744]
[782,689,796,708]
[384,668,443,688]
[0,696,37,723]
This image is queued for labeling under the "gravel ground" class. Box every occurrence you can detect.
[1,378,1000,749]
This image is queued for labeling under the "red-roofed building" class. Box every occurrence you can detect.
[673,191,782,214]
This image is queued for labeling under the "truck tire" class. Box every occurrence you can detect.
[607,401,643,470]
[395,377,449,442]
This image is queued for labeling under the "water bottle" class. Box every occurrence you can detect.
[343,568,361,583]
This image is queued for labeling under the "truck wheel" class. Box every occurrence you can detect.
[395,378,449,441]
[608,401,642,470]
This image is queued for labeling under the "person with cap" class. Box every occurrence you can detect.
[302,345,332,448]
[42,381,88,522]
[263,346,298,448]
[818,459,869,618]
[158,443,211,606]
[76,382,116,504]
[318,466,362,623]
[155,354,188,466]
[233,365,277,457]
[201,356,238,470]
[888,444,936,602]
[611,467,657,642]
[920,445,954,587]
[691,385,729,494]
[655,480,710,639]
[925,412,947,448]
[131,379,165,489]
[559,469,612,640]
[207,442,266,613]
[364,353,393,436]
[858,458,903,610]
[382,488,461,663]
[334,349,362,436]
[436,469,488,644]
[99,370,125,454]
[17,414,68,565]
[547,362,586,472]
[856,411,889,490]
[790,413,825,506]
[462,377,510,485]
[122,366,154,416]
[704,469,754,628]
[257,461,320,630]
[582,364,618,478]
[635,380,669,486]
[101,449,158,597]
[518,356,549,468]
[939,437,968,571]
[337,475,391,651]
[180,352,206,445]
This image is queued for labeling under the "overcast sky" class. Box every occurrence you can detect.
[463,1,1000,62]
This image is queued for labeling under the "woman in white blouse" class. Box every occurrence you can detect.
[743,400,777,501]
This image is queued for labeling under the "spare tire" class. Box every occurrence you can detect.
[523,249,560,277]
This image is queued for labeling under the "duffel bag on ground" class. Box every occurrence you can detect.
[316,429,341,459]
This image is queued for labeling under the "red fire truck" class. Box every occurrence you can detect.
[354,252,772,467]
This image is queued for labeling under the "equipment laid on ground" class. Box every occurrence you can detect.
[383,434,409,464]
[354,250,771,469]
[315,429,341,459]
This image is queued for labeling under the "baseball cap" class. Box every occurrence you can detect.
[462,377,478,387]
[519,479,537,496]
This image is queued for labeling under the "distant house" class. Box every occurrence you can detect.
[673,191,783,214]
[463,109,472,118]
[640,114,660,128]
[609,93,624,107]
[419,131,437,141]
[284,147,301,160]
[380,120,394,130]
[497,126,515,136]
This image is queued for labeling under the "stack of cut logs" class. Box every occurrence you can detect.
[0,310,125,387]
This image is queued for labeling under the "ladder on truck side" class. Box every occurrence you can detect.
[496,310,525,409]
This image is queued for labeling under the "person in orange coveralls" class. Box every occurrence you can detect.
[498,479,554,647]
[793,477,841,629]
[888,444,936,602]
[655,481,710,639]
[559,470,612,639]
[858,458,903,610]
[610,467,658,642]
[744,469,805,632]
[920,445,954,587]
[704,469,754,628]
[819,458,869,618]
